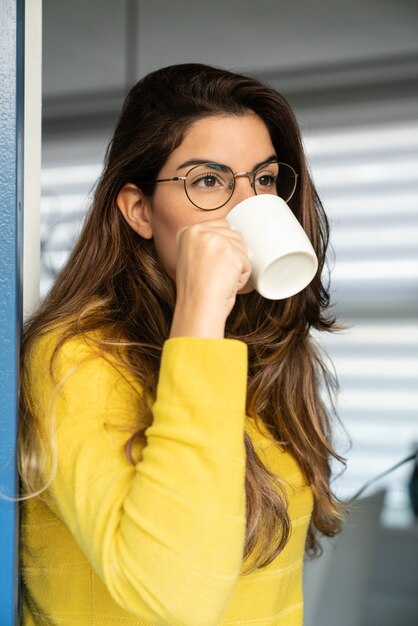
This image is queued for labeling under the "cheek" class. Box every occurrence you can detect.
[150,196,192,275]
[150,185,222,277]
[152,205,189,247]
[152,215,178,271]
[151,187,190,233]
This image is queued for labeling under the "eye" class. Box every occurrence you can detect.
[188,164,231,191]
[193,173,223,188]
[255,170,278,188]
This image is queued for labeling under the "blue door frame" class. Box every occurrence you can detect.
[0,0,24,624]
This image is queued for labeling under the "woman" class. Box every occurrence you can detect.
[19,63,347,626]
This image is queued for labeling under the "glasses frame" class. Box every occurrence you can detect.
[151,159,298,211]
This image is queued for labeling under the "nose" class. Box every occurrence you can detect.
[229,174,255,208]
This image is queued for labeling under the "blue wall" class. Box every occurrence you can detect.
[0,0,24,623]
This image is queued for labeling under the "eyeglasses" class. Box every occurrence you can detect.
[150,160,298,211]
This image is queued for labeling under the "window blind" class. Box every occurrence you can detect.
[303,118,418,525]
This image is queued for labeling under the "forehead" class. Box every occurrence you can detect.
[166,113,276,169]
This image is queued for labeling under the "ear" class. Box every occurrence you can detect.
[117,183,153,239]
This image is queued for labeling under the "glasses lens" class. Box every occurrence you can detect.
[254,161,297,203]
[185,163,234,210]
[277,162,298,202]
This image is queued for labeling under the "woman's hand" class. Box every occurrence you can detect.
[169,218,252,339]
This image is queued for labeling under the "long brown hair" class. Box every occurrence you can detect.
[19,63,348,573]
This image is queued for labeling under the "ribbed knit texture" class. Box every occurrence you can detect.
[21,330,313,625]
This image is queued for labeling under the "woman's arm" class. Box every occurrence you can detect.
[29,330,248,626]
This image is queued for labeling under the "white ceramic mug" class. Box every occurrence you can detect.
[227,194,318,300]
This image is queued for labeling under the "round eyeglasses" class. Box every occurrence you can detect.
[150,160,298,211]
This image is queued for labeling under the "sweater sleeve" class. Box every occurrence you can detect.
[29,332,248,626]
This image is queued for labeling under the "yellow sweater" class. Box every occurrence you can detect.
[21,330,313,626]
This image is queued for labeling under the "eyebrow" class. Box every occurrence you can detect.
[176,155,278,172]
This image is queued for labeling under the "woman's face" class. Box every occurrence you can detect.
[120,113,277,294]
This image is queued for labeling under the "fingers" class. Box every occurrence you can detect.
[177,225,250,268]
[173,215,254,323]
[176,218,245,245]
